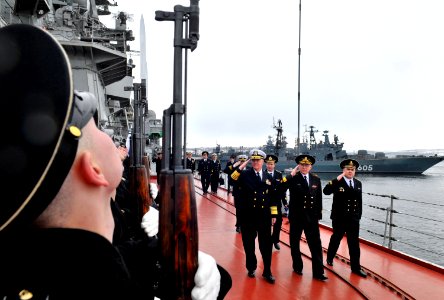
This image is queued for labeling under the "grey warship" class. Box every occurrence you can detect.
[0,0,161,152]
[264,120,444,174]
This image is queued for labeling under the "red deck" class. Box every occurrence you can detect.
[193,180,444,300]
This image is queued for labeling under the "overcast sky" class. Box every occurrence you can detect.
[102,0,444,153]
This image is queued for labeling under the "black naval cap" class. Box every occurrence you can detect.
[0,24,97,231]
[265,154,279,163]
[202,151,209,156]
[340,159,360,169]
[295,154,316,165]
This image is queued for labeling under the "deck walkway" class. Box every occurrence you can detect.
[194,180,444,300]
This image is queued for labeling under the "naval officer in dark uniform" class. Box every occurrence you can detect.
[197,151,211,194]
[229,149,278,284]
[280,155,328,281]
[209,153,222,194]
[264,154,288,250]
[323,159,367,277]
[184,151,196,173]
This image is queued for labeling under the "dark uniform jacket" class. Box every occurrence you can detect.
[209,159,222,178]
[280,172,322,220]
[223,161,236,187]
[197,159,211,176]
[184,157,196,172]
[0,228,137,300]
[266,170,288,208]
[323,177,362,220]
[230,167,278,222]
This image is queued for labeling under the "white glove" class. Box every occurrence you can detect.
[149,182,159,200]
[141,207,159,237]
[191,251,221,300]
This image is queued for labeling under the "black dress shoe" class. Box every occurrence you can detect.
[326,259,333,266]
[262,274,275,284]
[274,242,281,250]
[293,269,303,275]
[247,270,256,278]
[352,269,367,278]
[235,226,241,233]
[313,274,328,281]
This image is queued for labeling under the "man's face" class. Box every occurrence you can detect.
[266,161,275,172]
[298,163,312,175]
[343,167,356,178]
[212,155,217,160]
[202,153,208,159]
[251,158,264,171]
[83,119,123,190]
[187,153,192,158]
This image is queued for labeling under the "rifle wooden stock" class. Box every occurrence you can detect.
[129,165,151,222]
[159,170,198,300]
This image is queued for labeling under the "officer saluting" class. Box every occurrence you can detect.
[279,155,327,281]
[323,159,367,277]
[229,149,278,284]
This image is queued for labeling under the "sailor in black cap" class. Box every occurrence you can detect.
[0,24,223,300]
[323,159,367,277]
[279,154,328,281]
[197,150,211,194]
[264,154,288,250]
[228,149,278,284]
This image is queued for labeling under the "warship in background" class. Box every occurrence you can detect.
[262,120,444,174]
[0,0,161,154]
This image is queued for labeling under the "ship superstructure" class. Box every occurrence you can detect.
[0,0,161,149]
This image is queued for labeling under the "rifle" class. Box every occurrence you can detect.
[126,82,151,224]
[156,1,200,299]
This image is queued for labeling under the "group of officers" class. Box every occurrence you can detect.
[186,148,368,284]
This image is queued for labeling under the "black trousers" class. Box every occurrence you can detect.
[201,174,211,193]
[234,197,242,227]
[327,216,361,271]
[289,214,324,276]
[210,174,219,193]
[271,208,283,244]
[241,217,273,276]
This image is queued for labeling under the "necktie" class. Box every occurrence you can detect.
[349,180,353,188]
[303,175,308,185]
[256,172,261,180]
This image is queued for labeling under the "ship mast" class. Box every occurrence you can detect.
[274,119,284,156]
[296,0,302,154]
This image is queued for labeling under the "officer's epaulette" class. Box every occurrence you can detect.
[231,170,240,180]
[311,173,319,178]
[275,170,282,175]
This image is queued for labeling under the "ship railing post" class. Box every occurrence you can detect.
[388,194,395,249]
[383,207,390,247]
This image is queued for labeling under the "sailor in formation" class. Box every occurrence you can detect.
[323,159,367,277]
[228,149,278,284]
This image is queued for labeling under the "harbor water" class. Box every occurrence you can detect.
[318,161,444,267]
